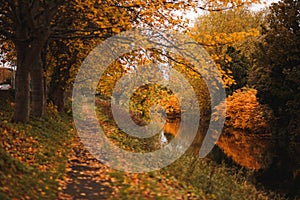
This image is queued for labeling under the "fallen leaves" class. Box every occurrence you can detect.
[56,102,200,199]
[0,103,75,199]
[57,136,115,200]
[0,126,40,165]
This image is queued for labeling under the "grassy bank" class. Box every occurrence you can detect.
[96,99,287,200]
[104,152,287,199]
[0,95,75,199]
[161,155,287,200]
[0,94,289,199]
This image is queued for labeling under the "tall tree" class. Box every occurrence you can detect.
[0,0,186,122]
[249,0,300,193]
[190,8,262,92]
[0,1,63,122]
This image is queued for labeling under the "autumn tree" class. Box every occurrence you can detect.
[47,0,261,112]
[249,0,300,192]
[0,1,261,155]
[190,8,262,93]
[46,0,177,111]
[47,39,87,112]
[53,1,261,158]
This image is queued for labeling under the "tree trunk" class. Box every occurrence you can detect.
[31,54,45,117]
[48,63,66,112]
[13,39,47,122]
[13,65,30,123]
[10,1,58,122]
[13,41,31,123]
[51,86,65,112]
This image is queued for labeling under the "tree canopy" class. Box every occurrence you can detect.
[249,0,300,190]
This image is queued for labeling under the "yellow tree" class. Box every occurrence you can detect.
[46,0,189,112]
[189,8,263,92]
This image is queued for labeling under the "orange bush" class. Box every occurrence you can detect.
[223,88,272,134]
[214,88,273,170]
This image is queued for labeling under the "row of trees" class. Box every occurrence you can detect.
[0,0,260,123]
[0,0,192,122]
[0,1,259,169]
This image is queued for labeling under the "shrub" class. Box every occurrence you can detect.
[214,88,273,170]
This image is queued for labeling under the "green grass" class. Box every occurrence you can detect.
[108,170,201,199]
[0,96,75,199]
[161,154,287,200]
[105,154,287,199]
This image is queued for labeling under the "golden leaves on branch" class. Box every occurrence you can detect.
[190,28,259,47]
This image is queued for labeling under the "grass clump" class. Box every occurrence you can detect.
[161,154,287,200]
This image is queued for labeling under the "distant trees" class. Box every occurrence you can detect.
[249,0,300,190]
[192,2,300,192]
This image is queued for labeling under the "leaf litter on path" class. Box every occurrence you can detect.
[57,136,115,200]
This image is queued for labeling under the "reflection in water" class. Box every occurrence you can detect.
[160,130,168,145]
[159,118,197,154]
[159,118,180,145]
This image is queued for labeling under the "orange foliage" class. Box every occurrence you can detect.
[219,88,272,133]
[160,95,181,117]
[163,118,180,137]
[215,88,273,170]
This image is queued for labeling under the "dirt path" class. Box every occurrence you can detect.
[56,102,200,199]
[57,136,115,200]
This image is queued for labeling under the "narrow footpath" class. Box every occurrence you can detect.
[57,136,115,200]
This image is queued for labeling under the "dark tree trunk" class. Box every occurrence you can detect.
[31,54,45,117]
[10,1,58,123]
[13,44,49,122]
[48,63,66,112]
[13,39,31,123]
[13,40,45,122]
[13,37,51,122]
[13,61,30,123]
[48,44,79,112]
[51,86,65,112]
